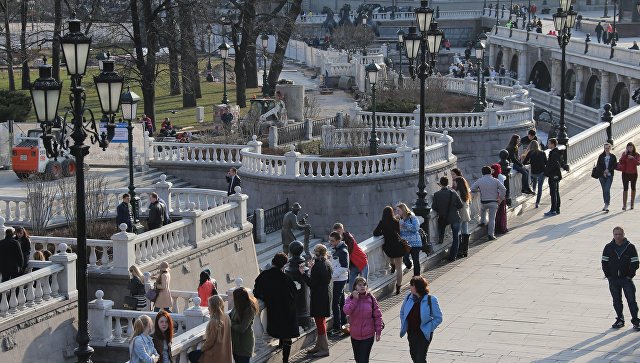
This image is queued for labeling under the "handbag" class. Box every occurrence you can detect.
[123,296,139,310]
[187,349,203,363]
[399,235,411,254]
[145,288,159,303]
[591,166,600,179]
[369,295,385,331]
[418,228,431,254]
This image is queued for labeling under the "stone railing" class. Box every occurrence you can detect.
[295,9,483,25]
[527,87,600,129]
[30,236,114,272]
[241,132,454,180]
[0,243,77,320]
[150,142,245,165]
[0,196,29,225]
[268,116,340,148]
[566,123,609,167]
[323,124,442,150]
[611,105,640,143]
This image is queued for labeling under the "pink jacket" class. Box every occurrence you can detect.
[343,292,383,340]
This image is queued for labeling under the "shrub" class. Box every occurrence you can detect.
[0,90,32,122]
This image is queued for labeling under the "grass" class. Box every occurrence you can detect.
[0,58,262,130]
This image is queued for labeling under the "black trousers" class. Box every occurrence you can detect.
[407,330,432,363]
[549,178,560,213]
[351,336,374,363]
[608,277,640,324]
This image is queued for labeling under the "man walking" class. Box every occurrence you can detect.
[431,177,464,261]
[328,231,349,336]
[281,202,308,255]
[148,192,165,230]
[471,166,506,240]
[226,167,241,196]
[601,226,640,330]
[544,138,568,216]
[116,193,134,232]
[595,21,604,43]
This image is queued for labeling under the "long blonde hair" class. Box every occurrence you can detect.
[206,295,225,342]
[129,265,144,281]
[395,203,414,219]
[132,315,153,339]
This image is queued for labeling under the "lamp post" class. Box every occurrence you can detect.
[206,25,213,82]
[404,0,444,221]
[366,62,381,155]
[473,39,487,112]
[218,41,230,105]
[120,87,144,232]
[611,0,618,57]
[496,0,501,33]
[95,51,108,71]
[553,0,577,154]
[604,0,609,18]
[261,33,269,96]
[397,28,405,86]
[30,13,124,363]
[478,32,488,108]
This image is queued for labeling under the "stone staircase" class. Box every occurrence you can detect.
[99,167,194,190]
[255,229,325,270]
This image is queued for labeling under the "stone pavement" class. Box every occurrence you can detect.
[293,170,640,362]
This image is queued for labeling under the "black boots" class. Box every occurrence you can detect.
[281,339,292,363]
[457,234,470,258]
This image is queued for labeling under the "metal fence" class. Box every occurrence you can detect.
[264,199,289,234]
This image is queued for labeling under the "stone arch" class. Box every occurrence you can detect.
[611,82,630,115]
[509,54,518,79]
[584,75,601,108]
[528,61,551,91]
[495,49,503,70]
[565,69,576,100]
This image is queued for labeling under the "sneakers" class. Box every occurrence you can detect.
[487,235,496,241]
[544,211,557,217]
[612,318,625,329]
[633,322,640,331]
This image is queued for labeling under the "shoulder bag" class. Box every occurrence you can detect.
[399,233,411,254]
[370,295,385,331]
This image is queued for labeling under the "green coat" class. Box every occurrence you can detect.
[229,307,256,357]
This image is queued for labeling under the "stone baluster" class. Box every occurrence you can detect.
[248,135,262,154]
[111,224,137,276]
[184,297,208,330]
[155,174,173,214]
[439,131,453,161]
[269,126,278,148]
[88,290,114,344]
[48,242,78,299]
[285,145,300,177]
[228,189,248,228]
[485,104,498,129]
[413,104,420,127]
[182,203,203,247]
[0,216,5,233]
[396,141,413,173]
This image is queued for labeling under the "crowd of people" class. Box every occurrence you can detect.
[0,226,64,283]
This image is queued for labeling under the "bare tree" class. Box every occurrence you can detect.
[57,173,109,238]
[26,177,58,236]
[330,24,375,62]
[19,0,29,89]
[265,0,302,94]
[1,0,16,91]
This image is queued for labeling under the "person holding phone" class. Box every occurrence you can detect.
[343,277,383,363]
[299,244,332,357]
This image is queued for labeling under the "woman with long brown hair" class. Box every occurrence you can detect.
[229,287,259,363]
[373,206,404,295]
[618,142,640,210]
[199,295,232,363]
[400,276,443,363]
[300,244,333,357]
[451,170,472,257]
[152,310,174,363]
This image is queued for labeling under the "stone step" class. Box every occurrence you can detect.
[256,229,325,269]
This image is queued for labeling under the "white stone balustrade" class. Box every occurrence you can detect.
[151,142,244,164]
[566,122,609,167]
[0,243,77,319]
[323,124,441,150]
[0,197,29,225]
[295,9,483,24]
[611,105,640,145]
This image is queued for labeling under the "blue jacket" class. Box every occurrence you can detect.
[400,215,422,248]
[129,334,158,363]
[399,293,443,341]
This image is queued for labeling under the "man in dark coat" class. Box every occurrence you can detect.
[254,252,299,362]
[226,167,241,196]
[116,193,134,232]
[148,192,165,230]
[0,228,24,282]
[431,177,464,261]
[544,138,569,216]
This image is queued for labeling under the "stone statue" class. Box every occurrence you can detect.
[281,202,310,256]
[259,91,288,124]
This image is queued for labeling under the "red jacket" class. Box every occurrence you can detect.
[618,152,640,174]
[343,292,383,340]
[344,232,368,271]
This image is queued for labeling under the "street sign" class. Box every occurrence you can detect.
[99,122,129,143]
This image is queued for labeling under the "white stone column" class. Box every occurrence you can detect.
[600,71,610,107]
[285,145,300,177]
[183,299,208,330]
[88,290,114,345]
[111,224,137,275]
[439,130,453,161]
[154,174,173,213]
[517,50,527,84]
[396,142,413,173]
[247,135,262,154]
[413,105,421,127]
[228,188,249,228]
[253,209,267,243]
[574,65,584,103]
[48,243,78,299]
[502,48,512,73]
[181,207,203,246]
[404,120,420,148]
[489,44,498,69]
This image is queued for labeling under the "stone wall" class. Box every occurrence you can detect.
[0,299,78,363]
[149,162,237,191]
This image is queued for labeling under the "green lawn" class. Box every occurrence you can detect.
[0,59,261,129]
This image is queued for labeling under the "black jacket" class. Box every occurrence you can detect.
[226,175,242,196]
[18,236,30,272]
[506,145,523,167]
[301,258,332,317]
[116,202,134,231]
[253,267,300,339]
[373,220,404,258]
[148,201,165,230]
[602,239,639,279]
[431,188,463,224]
[544,148,566,180]
[128,276,146,296]
[595,152,617,178]
[523,149,548,175]
[0,237,24,281]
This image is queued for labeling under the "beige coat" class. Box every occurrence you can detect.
[154,272,172,310]
[199,314,232,363]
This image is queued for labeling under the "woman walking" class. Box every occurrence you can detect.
[199,295,232,363]
[522,140,548,208]
[343,277,383,363]
[491,163,508,234]
[129,315,159,363]
[229,287,259,363]
[152,310,174,363]
[400,276,443,363]
[618,142,640,210]
[452,173,472,258]
[129,265,147,310]
[153,261,172,312]
[506,134,535,194]
[595,143,617,212]
[197,270,217,307]
[299,244,332,357]
[374,206,405,295]
[13,227,31,275]
[396,203,422,277]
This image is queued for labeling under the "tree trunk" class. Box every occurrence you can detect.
[166,6,181,95]
[245,33,258,88]
[2,0,16,91]
[20,0,29,89]
[232,31,247,108]
[131,0,157,122]
[178,0,196,107]
[267,0,303,92]
[52,0,62,80]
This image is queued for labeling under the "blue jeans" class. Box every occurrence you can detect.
[513,163,531,190]
[599,175,614,205]
[608,277,639,324]
[447,222,461,260]
[332,280,347,329]
[348,264,369,291]
[531,173,545,205]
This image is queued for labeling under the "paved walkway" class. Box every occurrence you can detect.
[294,169,640,362]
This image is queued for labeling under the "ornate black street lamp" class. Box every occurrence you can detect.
[397,28,405,86]
[610,0,618,59]
[261,33,270,96]
[366,62,381,155]
[404,1,444,222]
[206,25,213,82]
[473,39,487,112]
[120,87,144,232]
[218,41,230,104]
[496,0,501,34]
[553,0,577,153]
[30,13,125,363]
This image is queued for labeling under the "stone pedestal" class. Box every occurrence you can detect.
[275,84,305,122]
